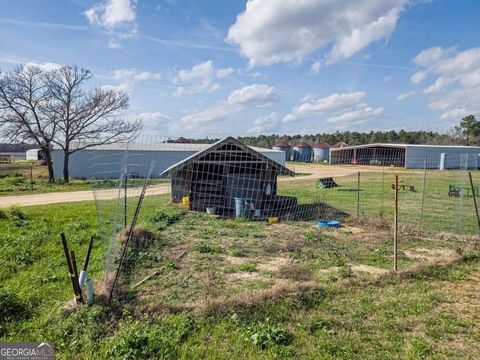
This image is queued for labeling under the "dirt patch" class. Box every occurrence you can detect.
[227,272,266,281]
[350,264,390,275]
[257,257,291,272]
[340,226,365,235]
[438,274,480,320]
[223,255,254,265]
[403,248,461,265]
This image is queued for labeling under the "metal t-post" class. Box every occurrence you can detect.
[393,175,398,271]
[124,173,128,228]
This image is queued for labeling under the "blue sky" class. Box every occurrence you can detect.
[1,0,479,138]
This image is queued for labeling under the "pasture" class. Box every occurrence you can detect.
[1,164,479,359]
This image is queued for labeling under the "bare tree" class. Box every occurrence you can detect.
[0,65,57,182]
[47,66,140,181]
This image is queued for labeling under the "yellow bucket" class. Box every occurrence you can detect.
[182,196,189,206]
[268,217,279,224]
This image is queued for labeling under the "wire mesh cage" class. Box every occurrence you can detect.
[85,136,480,301]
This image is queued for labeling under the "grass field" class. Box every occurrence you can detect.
[279,167,480,235]
[0,162,168,196]
[1,191,479,359]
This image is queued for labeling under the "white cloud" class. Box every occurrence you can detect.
[113,68,161,82]
[326,105,383,124]
[413,47,444,67]
[182,84,279,126]
[137,112,171,124]
[24,62,61,72]
[311,61,321,74]
[327,6,402,64]
[173,60,234,97]
[439,108,468,121]
[384,75,392,82]
[182,102,242,125]
[247,112,280,134]
[108,39,122,49]
[104,68,162,93]
[216,67,234,78]
[283,92,366,123]
[227,0,407,66]
[84,0,136,29]
[411,46,480,120]
[411,71,426,84]
[423,76,453,94]
[227,84,279,107]
[397,90,415,101]
[133,112,173,134]
[283,91,381,126]
[84,0,137,47]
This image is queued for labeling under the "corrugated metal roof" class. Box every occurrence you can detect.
[58,141,283,153]
[331,141,349,148]
[330,143,480,151]
[160,137,295,177]
[293,141,311,148]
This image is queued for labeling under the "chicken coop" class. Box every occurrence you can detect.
[161,137,297,218]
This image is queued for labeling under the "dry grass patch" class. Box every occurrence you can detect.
[193,280,319,317]
[276,262,312,281]
[403,248,461,265]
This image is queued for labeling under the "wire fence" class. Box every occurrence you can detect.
[86,136,480,301]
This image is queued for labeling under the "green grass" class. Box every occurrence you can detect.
[278,167,480,235]
[0,162,168,196]
[1,176,480,359]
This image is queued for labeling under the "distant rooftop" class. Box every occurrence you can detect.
[330,143,480,151]
[63,141,282,153]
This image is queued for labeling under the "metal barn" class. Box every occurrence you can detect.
[330,143,480,169]
[50,142,285,179]
[161,137,297,218]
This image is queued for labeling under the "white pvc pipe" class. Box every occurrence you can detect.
[78,270,87,290]
[440,153,446,170]
[85,278,95,303]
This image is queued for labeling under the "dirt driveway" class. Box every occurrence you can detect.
[0,183,171,208]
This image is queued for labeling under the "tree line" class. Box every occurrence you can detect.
[236,130,462,149]
[0,65,140,182]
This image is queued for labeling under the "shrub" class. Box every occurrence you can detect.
[8,206,27,221]
[339,266,354,279]
[245,318,292,349]
[230,247,246,257]
[0,209,7,220]
[304,230,318,242]
[0,290,31,336]
[195,242,221,254]
[105,315,195,359]
[150,211,179,226]
[8,206,28,227]
[239,263,257,272]
[308,317,335,335]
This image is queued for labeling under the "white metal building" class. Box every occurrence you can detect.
[330,143,480,169]
[51,142,286,179]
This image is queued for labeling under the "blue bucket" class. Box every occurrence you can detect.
[317,220,340,228]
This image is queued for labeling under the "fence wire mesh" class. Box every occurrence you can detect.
[85,136,480,300]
